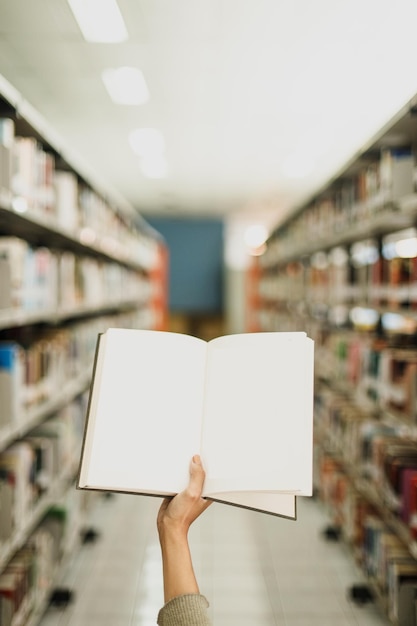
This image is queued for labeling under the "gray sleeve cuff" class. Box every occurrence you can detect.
[157,593,211,626]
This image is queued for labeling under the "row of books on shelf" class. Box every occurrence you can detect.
[255,299,417,422]
[0,236,153,315]
[0,309,152,435]
[255,305,417,621]
[0,390,89,625]
[258,228,417,310]
[256,306,417,348]
[0,495,86,626]
[0,118,158,268]
[315,385,417,509]
[0,396,86,552]
[317,451,417,624]
[315,331,417,422]
[262,148,416,266]
[0,512,62,626]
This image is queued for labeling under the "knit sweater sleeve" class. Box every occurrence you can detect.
[157,593,211,626]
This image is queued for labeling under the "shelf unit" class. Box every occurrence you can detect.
[0,77,166,625]
[250,96,417,624]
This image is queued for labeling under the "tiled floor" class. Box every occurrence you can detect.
[39,494,391,625]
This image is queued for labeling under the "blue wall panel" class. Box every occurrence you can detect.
[145,217,224,313]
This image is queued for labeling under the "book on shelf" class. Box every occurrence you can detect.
[54,170,79,232]
[77,328,315,519]
[0,342,23,428]
[401,468,417,534]
[0,118,13,203]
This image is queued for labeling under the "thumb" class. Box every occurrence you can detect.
[188,454,206,496]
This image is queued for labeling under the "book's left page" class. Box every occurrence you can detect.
[78,328,207,495]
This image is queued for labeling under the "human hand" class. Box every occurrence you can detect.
[157,455,212,538]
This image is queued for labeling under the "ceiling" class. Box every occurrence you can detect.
[1,0,417,233]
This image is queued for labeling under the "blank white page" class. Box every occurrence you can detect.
[81,329,207,494]
[201,332,313,495]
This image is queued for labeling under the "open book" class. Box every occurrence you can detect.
[77,328,314,519]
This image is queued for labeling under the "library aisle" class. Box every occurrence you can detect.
[39,493,389,626]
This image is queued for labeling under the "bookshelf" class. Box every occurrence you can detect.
[251,95,417,624]
[0,81,166,624]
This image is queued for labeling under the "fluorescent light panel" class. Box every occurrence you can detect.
[67,0,128,43]
[102,67,149,105]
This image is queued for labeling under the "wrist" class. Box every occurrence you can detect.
[158,518,189,543]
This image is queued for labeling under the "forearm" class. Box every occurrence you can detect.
[159,527,199,602]
[156,456,212,623]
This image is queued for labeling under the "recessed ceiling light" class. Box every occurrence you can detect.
[102,67,149,105]
[67,0,128,43]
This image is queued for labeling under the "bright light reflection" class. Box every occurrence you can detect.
[382,312,415,333]
[67,0,128,42]
[12,197,28,213]
[350,307,379,328]
[351,241,378,266]
[395,237,417,258]
[383,228,417,259]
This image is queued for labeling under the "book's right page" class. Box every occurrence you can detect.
[201,332,314,500]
